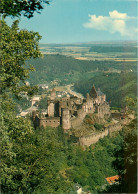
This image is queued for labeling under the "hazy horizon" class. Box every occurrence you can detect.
[39,40,138,45]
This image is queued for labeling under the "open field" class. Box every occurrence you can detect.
[39,41,137,61]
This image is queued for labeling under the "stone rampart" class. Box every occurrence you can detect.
[39,117,60,128]
[79,122,122,147]
[107,122,122,134]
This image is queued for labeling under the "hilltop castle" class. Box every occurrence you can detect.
[32,85,111,131]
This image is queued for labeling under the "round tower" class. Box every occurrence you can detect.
[61,108,71,131]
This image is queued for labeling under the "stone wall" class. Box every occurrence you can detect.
[97,102,111,119]
[107,122,122,134]
[79,122,122,147]
[39,117,60,128]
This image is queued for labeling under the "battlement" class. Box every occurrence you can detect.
[79,122,122,147]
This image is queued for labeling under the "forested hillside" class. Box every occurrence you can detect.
[27,54,137,85]
[27,54,137,107]
[74,71,137,107]
[2,106,136,193]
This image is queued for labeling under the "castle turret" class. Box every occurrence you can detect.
[61,108,71,131]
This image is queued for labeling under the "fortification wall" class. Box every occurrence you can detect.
[107,122,122,134]
[39,117,60,128]
[79,122,122,147]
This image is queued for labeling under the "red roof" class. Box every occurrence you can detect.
[105,175,120,184]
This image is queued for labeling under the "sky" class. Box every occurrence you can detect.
[7,0,138,44]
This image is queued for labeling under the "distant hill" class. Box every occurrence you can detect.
[27,54,137,85]
[39,40,137,47]
[89,46,137,54]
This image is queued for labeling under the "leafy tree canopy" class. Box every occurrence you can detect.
[0,19,41,96]
[0,0,50,18]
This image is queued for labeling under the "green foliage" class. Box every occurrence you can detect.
[38,96,48,110]
[0,96,73,193]
[37,86,44,95]
[0,0,50,18]
[0,96,39,193]
[1,94,135,193]
[13,96,31,113]
[125,96,137,112]
[26,54,137,108]
[0,19,41,95]
[27,54,137,86]
[94,123,103,131]
[66,133,125,192]
[101,119,137,193]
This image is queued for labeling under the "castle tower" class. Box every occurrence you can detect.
[47,100,55,117]
[47,88,56,117]
[61,108,71,131]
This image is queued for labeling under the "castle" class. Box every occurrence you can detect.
[32,85,111,131]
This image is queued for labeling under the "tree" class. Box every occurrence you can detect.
[0,96,73,193]
[113,119,137,193]
[0,1,51,192]
[0,19,41,96]
[0,0,50,18]
[100,119,137,193]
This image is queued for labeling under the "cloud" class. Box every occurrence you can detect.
[83,10,138,37]
[109,10,127,19]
